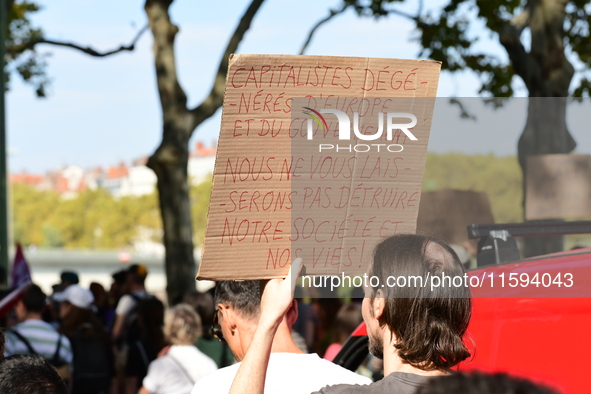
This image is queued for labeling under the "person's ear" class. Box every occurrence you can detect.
[13,300,26,320]
[286,299,298,327]
[218,303,237,330]
[372,289,384,320]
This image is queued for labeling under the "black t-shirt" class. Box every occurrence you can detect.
[313,372,432,394]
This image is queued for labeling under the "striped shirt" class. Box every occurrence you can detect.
[4,319,73,365]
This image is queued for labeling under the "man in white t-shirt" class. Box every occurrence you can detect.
[191,281,370,394]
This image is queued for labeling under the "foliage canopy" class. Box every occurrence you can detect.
[344,0,591,97]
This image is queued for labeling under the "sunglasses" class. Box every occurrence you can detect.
[211,310,227,344]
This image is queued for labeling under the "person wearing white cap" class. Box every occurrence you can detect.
[54,284,115,394]
[53,284,95,310]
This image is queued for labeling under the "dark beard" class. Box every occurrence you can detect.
[368,332,384,359]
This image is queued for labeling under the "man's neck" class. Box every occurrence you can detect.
[269,321,304,354]
[381,331,450,377]
[22,312,43,322]
[129,284,145,293]
[241,319,303,357]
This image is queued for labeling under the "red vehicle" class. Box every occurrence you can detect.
[334,221,591,394]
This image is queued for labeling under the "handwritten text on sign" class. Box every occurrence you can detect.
[199,55,439,281]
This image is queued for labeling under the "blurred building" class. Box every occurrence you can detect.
[9,142,216,198]
[188,142,217,184]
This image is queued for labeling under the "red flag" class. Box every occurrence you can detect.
[11,243,32,288]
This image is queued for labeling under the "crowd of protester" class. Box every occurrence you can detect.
[0,265,231,394]
[0,236,563,394]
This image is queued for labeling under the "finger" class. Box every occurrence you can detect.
[288,258,303,296]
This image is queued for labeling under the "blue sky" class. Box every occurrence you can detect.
[7,0,591,173]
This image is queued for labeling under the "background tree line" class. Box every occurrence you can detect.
[11,175,212,250]
[10,153,523,250]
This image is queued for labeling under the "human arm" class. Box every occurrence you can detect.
[112,295,135,340]
[112,314,125,341]
[228,258,303,394]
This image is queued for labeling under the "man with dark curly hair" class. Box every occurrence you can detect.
[0,355,69,394]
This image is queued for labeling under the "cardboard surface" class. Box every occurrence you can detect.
[417,189,495,245]
[526,154,591,220]
[198,54,441,280]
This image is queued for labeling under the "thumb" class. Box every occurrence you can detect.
[287,258,303,297]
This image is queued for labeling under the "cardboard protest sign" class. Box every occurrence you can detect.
[417,189,495,245]
[198,54,440,280]
[526,154,591,220]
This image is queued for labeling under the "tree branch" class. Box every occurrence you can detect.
[449,98,476,120]
[189,0,266,132]
[298,1,420,59]
[509,6,532,37]
[299,3,349,55]
[145,0,189,122]
[387,8,420,22]
[6,25,148,57]
[499,8,538,92]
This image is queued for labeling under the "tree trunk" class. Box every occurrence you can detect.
[145,0,195,304]
[501,0,576,258]
[148,123,195,305]
[518,98,575,257]
[144,0,265,303]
